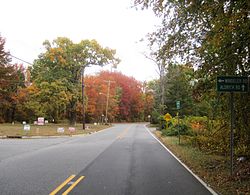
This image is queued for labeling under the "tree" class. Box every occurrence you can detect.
[164,64,194,117]
[6,64,26,122]
[32,37,119,125]
[0,35,11,65]
[24,81,68,122]
[0,36,26,122]
[134,0,250,75]
[83,71,148,122]
[142,81,154,121]
[135,0,250,155]
[141,35,169,114]
[100,71,144,121]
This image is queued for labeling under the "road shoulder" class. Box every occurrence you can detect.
[144,125,218,195]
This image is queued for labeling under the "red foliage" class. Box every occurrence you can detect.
[84,71,152,122]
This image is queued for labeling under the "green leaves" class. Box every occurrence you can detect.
[0,36,11,66]
[30,37,119,124]
[164,64,195,116]
[135,0,250,161]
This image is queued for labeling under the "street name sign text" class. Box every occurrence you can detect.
[217,76,248,92]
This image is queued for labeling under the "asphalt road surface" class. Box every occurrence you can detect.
[0,123,215,195]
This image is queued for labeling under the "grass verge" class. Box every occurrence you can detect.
[154,130,250,195]
[0,123,110,137]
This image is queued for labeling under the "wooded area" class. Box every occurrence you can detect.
[0,36,153,125]
[133,1,249,192]
[134,0,249,155]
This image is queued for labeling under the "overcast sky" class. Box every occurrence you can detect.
[1,0,160,81]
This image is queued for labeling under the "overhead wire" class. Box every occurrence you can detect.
[9,54,33,65]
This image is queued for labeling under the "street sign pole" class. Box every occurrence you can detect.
[177,112,180,145]
[217,76,248,92]
[230,92,234,176]
[217,76,249,176]
[176,101,181,145]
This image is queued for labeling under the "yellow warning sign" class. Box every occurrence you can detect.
[164,113,172,122]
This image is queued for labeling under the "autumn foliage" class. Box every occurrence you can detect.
[0,36,154,124]
[84,71,153,122]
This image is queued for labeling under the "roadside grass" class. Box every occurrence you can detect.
[154,131,250,195]
[0,123,110,137]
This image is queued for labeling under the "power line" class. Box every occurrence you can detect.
[10,54,33,66]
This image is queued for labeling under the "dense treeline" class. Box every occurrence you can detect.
[0,36,26,122]
[0,35,153,124]
[84,71,153,122]
[134,0,250,157]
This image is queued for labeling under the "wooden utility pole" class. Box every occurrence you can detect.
[82,69,85,130]
[104,80,115,124]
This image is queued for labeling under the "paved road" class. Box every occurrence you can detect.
[0,123,214,195]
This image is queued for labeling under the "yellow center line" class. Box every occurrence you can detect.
[117,126,131,139]
[49,175,76,195]
[62,176,85,195]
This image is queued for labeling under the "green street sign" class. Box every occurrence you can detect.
[176,100,180,109]
[217,76,249,92]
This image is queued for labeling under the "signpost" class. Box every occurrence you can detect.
[69,127,75,136]
[217,76,248,92]
[23,124,30,136]
[57,127,65,133]
[37,117,45,126]
[164,113,172,122]
[68,127,75,133]
[164,113,172,130]
[23,125,30,131]
[176,101,181,144]
[176,100,180,110]
[217,76,249,176]
[148,115,151,123]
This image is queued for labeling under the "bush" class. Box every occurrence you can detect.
[158,115,166,130]
[162,124,195,136]
[151,110,161,124]
[185,116,208,124]
[183,116,209,134]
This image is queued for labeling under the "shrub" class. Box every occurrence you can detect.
[158,115,166,130]
[162,124,195,136]
[183,116,209,135]
[151,110,160,124]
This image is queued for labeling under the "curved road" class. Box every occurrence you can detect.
[0,123,215,195]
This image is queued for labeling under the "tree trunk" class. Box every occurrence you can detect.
[68,100,77,126]
[159,63,166,115]
[11,105,16,122]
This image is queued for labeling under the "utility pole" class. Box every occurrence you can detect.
[104,80,115,124]
[105,81,110,124]
[81,69,85,130]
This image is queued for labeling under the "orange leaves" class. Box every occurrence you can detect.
[47,47,66,65]
[84,71,153,122]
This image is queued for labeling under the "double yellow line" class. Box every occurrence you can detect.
[50,175,85,195]
[117,126,131,139]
